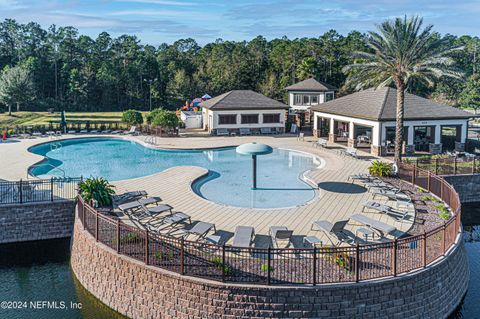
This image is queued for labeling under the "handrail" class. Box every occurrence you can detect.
[76,163,462,286]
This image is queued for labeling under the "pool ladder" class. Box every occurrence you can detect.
[27,163,66,179]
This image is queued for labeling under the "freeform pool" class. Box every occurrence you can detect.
[29,138,321,208]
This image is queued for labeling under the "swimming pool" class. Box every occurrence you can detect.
[29,138,321,208]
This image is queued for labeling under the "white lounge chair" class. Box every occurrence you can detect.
[239,128,251,136]
[342,147,358,158]
[311,220,352,246]
[362,201,410,221]
[216,128,229,136]
[232,226,255,248]
[350,213,397,237]
[125,126,138,135]
[269,226,293,248]
[312,138,328,148]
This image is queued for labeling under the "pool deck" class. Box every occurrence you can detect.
[0,134,414,247]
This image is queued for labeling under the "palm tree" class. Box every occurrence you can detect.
[343,16,464,162]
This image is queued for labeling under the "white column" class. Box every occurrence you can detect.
[329,118,335,135]
[313,114,318,130]
[434,125,441,144]
[349,122,355,140]
[372,123,381,147]
[461,122,468,143]
[407,125,414,145]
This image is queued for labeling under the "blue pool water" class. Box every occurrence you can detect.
[29,138,320,208]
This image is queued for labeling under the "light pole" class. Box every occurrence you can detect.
[144,78,157,111]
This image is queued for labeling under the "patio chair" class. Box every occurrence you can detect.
[312,138,328,148]
[32,131,43,137]
[111,129,123,134]
[180,221,216,240]
[111,190,148,207]
[232,226,255,248]
[350,213,397,238]
[269,226,293,248]
[239,128,252,136]
[260,127,272,135]
[90,129,99,134]
[67,130,76,134]
[80,129,88,134]
[311,220,352,246]
[148,212,192,231]
[362,200,410,221]
[297,132,305,141]
[119,201,171,222]
[126,126,138,135]
[345,147,358,158]
[216,128,229,136]
[348,173,377,183]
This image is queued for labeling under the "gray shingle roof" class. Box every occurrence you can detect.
[200,90,288,110]
[285,78,337,92]
[310,87,472,121]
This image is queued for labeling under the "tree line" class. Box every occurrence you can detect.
[0,18,479,113]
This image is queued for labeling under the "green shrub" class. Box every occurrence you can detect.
[149,108,179,128]
[368,160,393,177]
[78,177,115,207]
[121,109,144,125]
[439,210,451,220]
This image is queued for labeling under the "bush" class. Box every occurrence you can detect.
[368,160,393,177]
[149,108,179,128]
[121,109,144,125]
[78,177,115,207]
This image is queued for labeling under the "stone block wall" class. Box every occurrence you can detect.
[445,174,480,203]
[71,215,469,319]
[0,200,76,244]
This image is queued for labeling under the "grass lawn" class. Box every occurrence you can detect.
[0,111,127,127]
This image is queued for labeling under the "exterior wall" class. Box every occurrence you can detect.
[71,215,469,319]
[208,109,286,131]
[0,200,76,244]
[445,174,480,203]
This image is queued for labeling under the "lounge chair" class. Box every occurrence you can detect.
[80,129,88,134]
[112,190,148,207]
[32,131,42,137]
[232,226,255,248]
[90,129,99,134]
[216,128,229,136]
[180,221,216,240]
[239,128,251,136]
[67,130,76,134]
[350,213,397,237]
[342,147,358,158]
[111,129,123,134]
[312,138,328,148]
[349,173,377,183]
[260,127,272,135]
[148,212,191,231]
[269,226,293,248]
[311,220,352,246]
[118,200,171,222]
[362,200,410,221]
[371,188,411,205]
[126,126,138,135]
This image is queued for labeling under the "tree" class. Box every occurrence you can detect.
[121,109,144,125]
[0,64,34,115]
[343,16,464,162]
[296,57,320,80]
[459,75,480,113]
[149,108,179,128]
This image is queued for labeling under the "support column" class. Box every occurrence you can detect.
[430,125,442,155]
[328,118,336,143]
[405,125,415,155]
[347,122,356,147]
[313,115,319,138]
[455,123,467,152]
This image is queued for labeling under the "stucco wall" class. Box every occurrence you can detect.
[0,200,76,244]
[70,214,469,319]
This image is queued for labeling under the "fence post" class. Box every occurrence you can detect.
[95,211,99,242]
[427,172,431,192]
[355,243,360,283]
[116,220,120,253]
[180,237,185,275]
[435,158,438,175]
[50,177,54,202]
[423,231,427,268]
[145,230,149,265]
[222,244,226,282]
[442,222,446,256]
[392,239,398,277]
[453,156,457,175]
[312,247,317,286]
[267,247,271,285]
[412,165,416,185]
[19,179,23,204]
[473,158,476,174]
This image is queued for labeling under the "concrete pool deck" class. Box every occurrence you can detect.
[0,134,414,246]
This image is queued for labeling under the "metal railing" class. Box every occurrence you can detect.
[409,156,480,175]
[76,163,462,286]
[0,178,81,205]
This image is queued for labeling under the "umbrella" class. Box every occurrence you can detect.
[60,110,67,133]
[236,142,273,189]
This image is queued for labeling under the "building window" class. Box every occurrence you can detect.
[241,114,259,124]
[325,92,334,102]
[293,93,321,105]
[218,114,237,125]
[263,113,280,123]
[311,95,319,105]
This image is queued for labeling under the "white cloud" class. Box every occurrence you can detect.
[108,9,186,16]
[115,0,198,6]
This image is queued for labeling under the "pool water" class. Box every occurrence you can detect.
[29,138,320,208]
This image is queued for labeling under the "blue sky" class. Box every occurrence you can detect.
[1,0,479,45]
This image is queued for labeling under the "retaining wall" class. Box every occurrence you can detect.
[445,174,480,203]
[70,214,469,319]
[0,200,76,244]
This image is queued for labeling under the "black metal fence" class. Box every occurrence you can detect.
[0,178,81,205]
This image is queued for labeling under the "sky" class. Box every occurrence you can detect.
[0,0,479,46]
